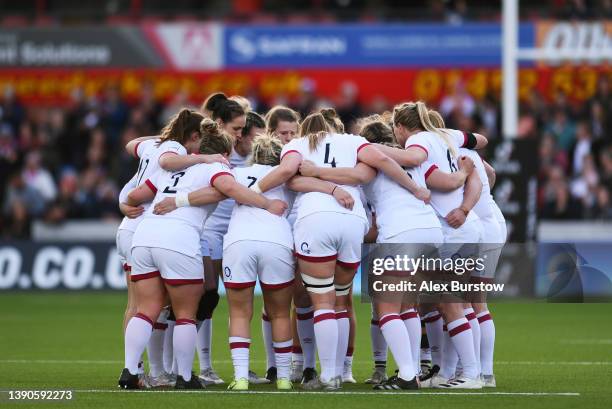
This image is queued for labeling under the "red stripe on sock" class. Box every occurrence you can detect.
[292,345,303,354]
[335,311,350,320]
[449,322,471,337]
[153,322,168,330]
[297,311,314,320]
[313,312,336,324]
[465,312,477,321]
[175,319,195,326]
[230,342,250,349]
[378,314,401,328]
[423,313,441,323]
[346,347,354,357]
[400,311,418,320]
[274,346,293,353]
[478,313,492,324]
[135,313,153,326]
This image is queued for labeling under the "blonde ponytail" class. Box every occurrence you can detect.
[300,112,332,152]
[393,101,457,158]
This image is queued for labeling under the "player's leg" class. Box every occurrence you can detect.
[293,277,317,383]
[400,302,421,377]
[261,306,277,381]
[119,246,165,389]
[333,268,354,383]
[366,306,388,384]
[225,285,255,390]
[289,303,304,382]
[343,290,356,383]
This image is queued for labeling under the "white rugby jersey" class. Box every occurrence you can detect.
[406,130,478,221]
[363,161,440,240]
[281,133,368,222]
[131,162,231,258]
[223,164,295,250]
[118,139,186,233]
[459,148,498,219]
[203,148,249,234]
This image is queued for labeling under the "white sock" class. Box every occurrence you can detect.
[296,307,316,369]
[344,347,354,376]
[147,319,167,377]
[401,309,421,374]
[124,313,153,375]
[313,309,337,382]
[273,339,293,380]
[423,311,443,367]
[447,318,478,379]
[229,336,250,380]
[262,312,276,369]
[173,319,197,381]
[196,318,213,371]
[478,311,495,375]
[335,310,350,378]
[291,345,304,368]
[464,308,481,374]
[370,317,387,369]
[440,324,459,379]
[163,319,175,374]
[379,314,416,380]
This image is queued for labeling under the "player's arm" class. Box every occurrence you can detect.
[159,152,230,171]
[152,187,227,215]
[118,176,144,218]
[425,156,475,192]
[374,144,425,168]
[253,152,301,193]
[483,159,496,187]
[286,175,355,210]
[125,136,157,158]
[299,161,376,185]
[213,174,287,216]
[357,144,430,203]
[126,181,156,207]
[445,171,482,229]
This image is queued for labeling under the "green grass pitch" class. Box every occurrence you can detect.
[1,293,611,409]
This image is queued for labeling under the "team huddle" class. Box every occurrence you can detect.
[116,92,506,391]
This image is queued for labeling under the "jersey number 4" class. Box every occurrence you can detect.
[162,171,186,194]
[324,143,337,168]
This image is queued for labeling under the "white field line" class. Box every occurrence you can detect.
[559,339,612,345]
[52,390,581,397]
[1,359,611,366]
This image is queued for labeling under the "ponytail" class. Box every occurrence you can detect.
[393,101,457,158]
[300,112,332,152]
[199,118,233,156]
[427,109,446,129]
[158,108,204,146]
[202,92,245,123]
[250,133,283,166]
[319,107,344,133]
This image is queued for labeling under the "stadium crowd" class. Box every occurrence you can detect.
[0,74,610,238]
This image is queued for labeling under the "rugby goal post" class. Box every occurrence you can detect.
[502,0,612,138]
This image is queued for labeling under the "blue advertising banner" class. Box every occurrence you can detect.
[224,23,535,68]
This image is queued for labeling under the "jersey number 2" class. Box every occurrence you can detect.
[163,172,186,194]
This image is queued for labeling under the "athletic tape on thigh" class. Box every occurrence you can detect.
[301,273,334,294]
[335,282,352,296]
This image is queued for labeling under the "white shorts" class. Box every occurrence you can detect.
[473,215,506,280]
[131,246,204,285]
[116,229,134,272]
[383,227,444,245]
[294,212,367,268]
[201,230,223,260]
[222,241,295,290]
[439,217,482,259]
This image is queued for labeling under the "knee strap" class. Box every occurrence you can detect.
[301,274,334,294]
[196,289,220,321]
[335,282,352,296]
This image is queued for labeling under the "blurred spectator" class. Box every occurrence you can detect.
[22,151,57,203]
[545,110,576,152]
[541,166,584,219]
